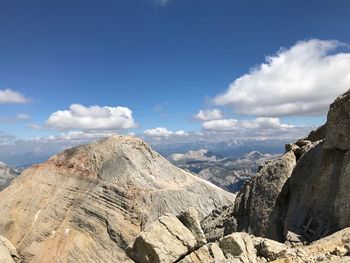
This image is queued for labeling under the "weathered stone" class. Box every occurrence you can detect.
[232,151,297,241]
[294,140,322,158]
[282,144,350,238]
[127,214,197,263]
[325,90,350,150]
[295,139,311,147]
[208,242,226,261]
[219,233,257,263]
[285,143,299,152]
[179,245,213,263]
[201,205,236,242]
[178,207,207,246]
[256,238,289,261]
[305,123,326,142]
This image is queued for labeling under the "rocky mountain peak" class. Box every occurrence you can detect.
[0,135,234,262]
[242,151,265,160]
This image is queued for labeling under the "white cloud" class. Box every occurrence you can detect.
[46,104,137,130]
[174,130,189,136]
[194,109,223,121]
[202,117,293,132]
[0,113,31,123]
[202,119,239,131]
[213,39,350,117]
[143,127,189,138]
[0,89,31,104]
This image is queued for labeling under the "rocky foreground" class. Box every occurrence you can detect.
[125,90,350,262]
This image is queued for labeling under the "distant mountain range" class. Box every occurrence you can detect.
[0,161,20,191]
[168,149,279,192]
[153,138,287,158]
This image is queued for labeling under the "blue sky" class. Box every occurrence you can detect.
[1,0,350,147]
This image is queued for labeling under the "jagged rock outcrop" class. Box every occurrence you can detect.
[202,151,297,242]
[325,90,350,150]
[233,151,296,240]
[127,90,350,263]
[0,135,234,262]
[276,90,350,241]
[203,90,350,244]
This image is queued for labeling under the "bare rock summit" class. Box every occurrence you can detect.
[0,135,234,262]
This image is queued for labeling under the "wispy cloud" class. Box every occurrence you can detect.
[147,0,173,7]
[202,117,293,132]
[194,109,223,121]
[0,114,31,123]
[0,89,31,104]
[153,102,169,117]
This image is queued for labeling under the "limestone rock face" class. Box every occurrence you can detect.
[281,142,350,239]
[232,151,297,240]
[0,135,234,262]
[127,214,198,263]
[325,90,350,150]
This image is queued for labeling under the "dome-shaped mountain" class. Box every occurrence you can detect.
[0,135,234,263]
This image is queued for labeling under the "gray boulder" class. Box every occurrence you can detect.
[178,207,207,246]
[127,214,198,263]
[218,232,257,263]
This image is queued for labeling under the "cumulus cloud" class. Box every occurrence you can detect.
[0,89,31,104]
[143,127,189,138]
[202,117,293,132]
[214,39,350,117]
[202,119,239,131]
[46,104,137,130]
[194,109,223,121]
